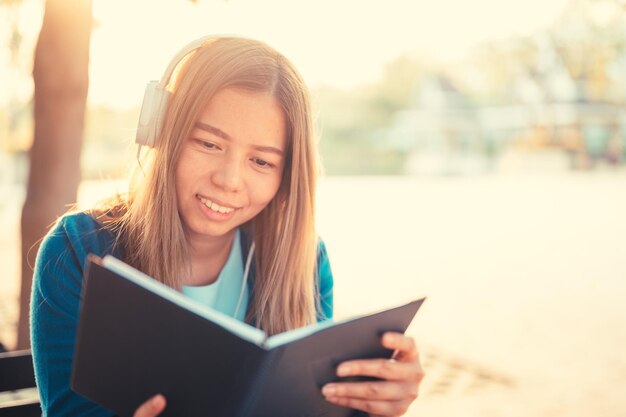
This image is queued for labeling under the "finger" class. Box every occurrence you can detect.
[382,333,418,362]
[322,381,418,401]
[133,394,166,417]
[337,359,423,382]
[382,334,426,386]
[325,396,411,417]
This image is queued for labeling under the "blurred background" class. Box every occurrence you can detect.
[1,0,625,416]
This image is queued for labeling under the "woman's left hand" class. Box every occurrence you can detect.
[322,332,424,417]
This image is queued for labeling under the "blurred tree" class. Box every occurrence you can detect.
[365,56,426,125]
[16,0,92,350]
[315,56,424,174]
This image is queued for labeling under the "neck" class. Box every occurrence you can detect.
[184,229,236,286]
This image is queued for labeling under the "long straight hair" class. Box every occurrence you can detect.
[99,37,319,335]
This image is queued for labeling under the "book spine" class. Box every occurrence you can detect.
[235,347,283,417]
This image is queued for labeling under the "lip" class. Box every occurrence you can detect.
[196,195,238,222]
[195,193,239,210]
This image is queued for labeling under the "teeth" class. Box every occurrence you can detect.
[197,195,235,214]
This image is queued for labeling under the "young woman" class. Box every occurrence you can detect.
[31,36,424,417]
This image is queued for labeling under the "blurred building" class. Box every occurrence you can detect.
[388,0,626,175]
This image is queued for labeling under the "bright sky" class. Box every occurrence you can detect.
[2,0,572,109]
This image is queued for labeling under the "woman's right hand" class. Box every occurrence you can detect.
[133,394,166,417]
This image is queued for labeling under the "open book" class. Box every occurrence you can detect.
[71,254,425,417]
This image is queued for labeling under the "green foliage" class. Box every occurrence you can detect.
[366,56,425,125]
[320,137,407,175]
[313,56,424,175]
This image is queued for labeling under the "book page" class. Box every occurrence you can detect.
[264,319,338,349]
[264,299,424,349]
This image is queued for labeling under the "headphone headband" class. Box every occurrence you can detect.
[156,35,223,89]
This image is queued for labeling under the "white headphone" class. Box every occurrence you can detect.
[135,34,237,148]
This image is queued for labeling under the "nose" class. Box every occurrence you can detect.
[211,156,244,192]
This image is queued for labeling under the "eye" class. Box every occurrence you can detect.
[194,139,220,150]
[252,158,273,168]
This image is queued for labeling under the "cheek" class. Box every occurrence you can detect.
[250,173,283,207]
[175,154,207,193]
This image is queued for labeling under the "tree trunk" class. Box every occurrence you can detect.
[16,0,92,350]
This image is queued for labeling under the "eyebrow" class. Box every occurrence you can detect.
[194,122,285,157]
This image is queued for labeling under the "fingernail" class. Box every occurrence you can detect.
[337,365,351,376]
[151,395,164,409]
[322,385,337,396]
[384,333,397,344]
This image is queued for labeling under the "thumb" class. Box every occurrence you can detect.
[134,394,166,417]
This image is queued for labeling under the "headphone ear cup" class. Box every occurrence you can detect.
[136,81,171,148]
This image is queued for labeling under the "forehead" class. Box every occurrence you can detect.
[195,87,287,151]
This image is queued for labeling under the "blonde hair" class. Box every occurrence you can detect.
[99,37,319,335]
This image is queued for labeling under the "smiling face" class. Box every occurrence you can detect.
[175,87,288,245]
